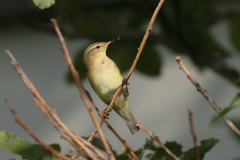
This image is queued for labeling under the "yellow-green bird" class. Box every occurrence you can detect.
[83,41,139,134]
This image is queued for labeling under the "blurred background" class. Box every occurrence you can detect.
[0,0,240,159]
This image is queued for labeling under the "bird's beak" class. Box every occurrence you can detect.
[103,41,111,48]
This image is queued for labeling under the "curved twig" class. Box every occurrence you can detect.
[106,0,165,112]
[176,56,240,137]
[5,99,70,160]
[85,90,138,159]
[5,50,100,160]
[188,109,200,160]
[136,123,181,160]
[51,19,115,160]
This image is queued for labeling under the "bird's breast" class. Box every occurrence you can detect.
[88,57,124,104]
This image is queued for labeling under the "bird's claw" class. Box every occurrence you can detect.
[122,78,129,86]
[102,110,110,119]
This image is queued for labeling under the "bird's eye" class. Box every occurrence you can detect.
[95,45,100,49]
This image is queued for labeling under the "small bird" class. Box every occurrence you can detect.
[83,41,139,134]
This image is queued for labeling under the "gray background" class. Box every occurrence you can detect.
[1,21,240,159]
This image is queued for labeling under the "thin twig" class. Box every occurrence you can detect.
[85,90,138,159]
[51,111,107,160]
[51,19,115,160]
[106,0,165,112]
[4,99,70,160]
[136,123,181,160]
[188,109,200,160]
[176,56,240,137]
[34,99,91,159]
[86,0,166,158]
[5,50,101,160]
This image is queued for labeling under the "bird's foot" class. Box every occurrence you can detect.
[102,109,110,119]
[122,78,130,95]
[122,78,129,86]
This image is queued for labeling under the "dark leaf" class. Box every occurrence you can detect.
[229,16,240,53]
[182,138,219,160]
[110,42,161,76]
[136,44,161,76]
[0,131,40,160]
[82,136,117,155]
[181,0,215,15]
[68,41,161,83]
[144,138,158,151]
[164,141,182,157]
[209,93,240,125]
[116,147,144,160]
[182,18,229,59]
[228,119,240,145]
[66,44,89,83]
[146,141,182,160]
[82,136,105,151]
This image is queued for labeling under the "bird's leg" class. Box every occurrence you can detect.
[102,108,110,119]
[126,86,130,95]
[122,78,130,95]
[122,78,129,86]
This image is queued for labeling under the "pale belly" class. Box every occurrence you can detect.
[87,60,127,107]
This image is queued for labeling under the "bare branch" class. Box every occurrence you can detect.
[51,19,115,160]
[188,109,200,160]
[176,56,240,137]
[136,123,181,160]
[106,0,166,112]
[84,78,138,159]
[4,99,70,160]
[5,50,103,160]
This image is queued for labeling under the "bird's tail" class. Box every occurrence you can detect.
[124,112,139,135]
[114,99,139,134]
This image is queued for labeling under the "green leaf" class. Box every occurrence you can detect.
[82,136,117,155]
[82,136,105,151]
[136,44,162,76]
[134,148,144,159]
[229,16,240,53]
[115,154,129,160]
[67,42,161,83]
[110,42,161,76]
[209,93,240,125]
[164,141,182,157]
[0,131,61,160]
[182,0,215,15]
[109,42,139,74]
[146,148,172,160]
[116,147,144,160]
[0,131,40,160]
[182,138,219,160]
[227,119,240,145]
[33,0,55,9]
[234,77,240,84]
[229,93,240,107]
[144,138,159,151]
[146,141,182,160]
[66,147,78,158]
[33,143,61,158]
[66,45,89,83]
[126,9,150,29]
[182,18,229,59]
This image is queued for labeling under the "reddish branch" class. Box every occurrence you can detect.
[176,56,240,137]
[5,50,106,160]
[136,123,181,160]
[188,109,200,160]
[85,90,138,159]
[51,19,115,160]
[4,99,70,160]
[106,0,166,112]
